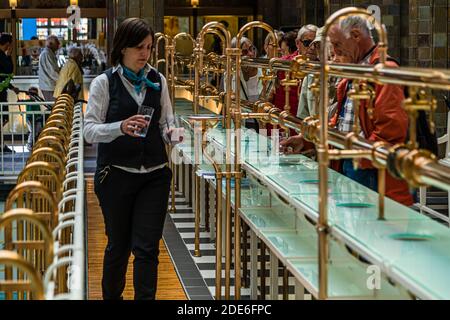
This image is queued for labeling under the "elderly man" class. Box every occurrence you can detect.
[296,24,318,56]
[282,16,413,206]
[38,35,60,101]
[53,47,84,100]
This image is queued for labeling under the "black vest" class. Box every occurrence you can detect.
[97,68,168,169]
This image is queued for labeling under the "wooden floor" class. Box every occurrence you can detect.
[86,178,187,300]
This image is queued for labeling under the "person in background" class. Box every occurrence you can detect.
[38,35,60,101]
[279,31,297,57]
[262,31,283,59]
[226,36,263,103]
[297,27,339,121]
[223,37,263,131]
[53,47,84,100]
[24,86,44,151]
[269,31,301,135]
[282,16,413,206]
[21,41,32,67]
[296,24,318,56]
[0,33,20,153]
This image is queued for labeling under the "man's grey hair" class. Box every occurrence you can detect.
[68,47,83,59]
[339,15,373,39]
[231,36,252,48]
[297,24,318,41]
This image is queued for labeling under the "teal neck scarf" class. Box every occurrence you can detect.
[122,65,161,94]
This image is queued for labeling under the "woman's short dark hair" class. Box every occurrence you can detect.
[111,18,154,66]
[279,31,298,54]
[0,33,13,45]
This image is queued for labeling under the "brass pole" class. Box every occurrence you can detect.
[235,20,279,301]
[283,267,289,300]
[215,174,223,299]
[378,168,386,220]
[193,23,232,297]
[205,179,210,233]
[169,145,177,213]
[194,173,201,257]
[319,7,389,300]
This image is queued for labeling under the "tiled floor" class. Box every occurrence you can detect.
[163,194,213,300]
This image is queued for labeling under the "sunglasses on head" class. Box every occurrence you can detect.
[300,39,313,48]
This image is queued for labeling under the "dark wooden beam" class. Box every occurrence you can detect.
[0,8,106,18]
[165,6,254,16]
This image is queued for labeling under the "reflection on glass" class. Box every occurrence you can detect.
[269,236,289,254]
[248,214,267,228]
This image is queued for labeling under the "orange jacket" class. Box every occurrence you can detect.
[332,47,413,206]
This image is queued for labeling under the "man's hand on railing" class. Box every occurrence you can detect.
[280,135,304,154]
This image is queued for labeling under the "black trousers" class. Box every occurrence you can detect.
[94,165,172,300]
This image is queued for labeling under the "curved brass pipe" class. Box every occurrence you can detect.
[34,136,67,156]
[28,147,66,175]
[154,33,173,78]
[233,21,280,301]
[39,128,70,147]
[0,209,55,268]
[317,7,389,300]
[173,32,196,49]
[6,181,58,230]
[18,161,63,194]
[196,21,233,299]
[0,250,45,300]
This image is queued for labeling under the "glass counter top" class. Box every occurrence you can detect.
[263,230,318,259]
[266,169,362,195]
[294,193,430,223]
[239,207,297,233]
[336,218,450,299]
[286,257,406,299]
[175,112,450,300]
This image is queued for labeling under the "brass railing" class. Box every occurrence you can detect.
[0,92,85,300]
[165,7,450,300]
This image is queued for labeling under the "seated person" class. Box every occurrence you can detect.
[53,47,84,100]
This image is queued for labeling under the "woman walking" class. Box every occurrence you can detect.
[84,18,179,300]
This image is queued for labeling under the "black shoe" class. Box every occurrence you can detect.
[3,145,15,153]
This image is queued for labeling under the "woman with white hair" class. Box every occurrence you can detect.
[295,24,318,55]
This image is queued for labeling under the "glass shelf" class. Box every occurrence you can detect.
[266,169,360,195]
[286,257,406,299]
[174,100,450,300]
[294,193,430,223]
[335,218,450,299]
[263,230,318,259]
[239,207,297,233]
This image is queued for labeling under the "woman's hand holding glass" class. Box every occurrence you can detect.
[121,115,150,138]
